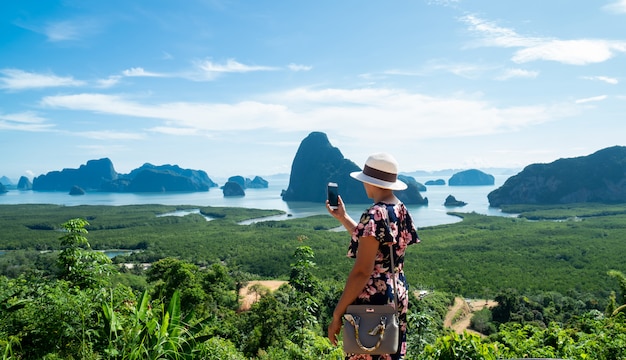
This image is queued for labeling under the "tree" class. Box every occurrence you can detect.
[57,218,114,289]
[147,257,206,315]
[289,243,320,295]
[608,270,626,317]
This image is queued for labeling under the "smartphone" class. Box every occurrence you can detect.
[327,182,339,209]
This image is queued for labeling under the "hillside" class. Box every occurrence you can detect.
[489,146,626,206]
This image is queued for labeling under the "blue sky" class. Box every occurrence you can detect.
[1,0,625,182]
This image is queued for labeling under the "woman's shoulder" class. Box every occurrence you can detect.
[368,202,393,215]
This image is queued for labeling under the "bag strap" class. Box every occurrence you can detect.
[385,205,400,315]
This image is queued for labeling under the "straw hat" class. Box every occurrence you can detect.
[350,153,407,190]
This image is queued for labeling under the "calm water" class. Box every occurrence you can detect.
[0,175,514,228]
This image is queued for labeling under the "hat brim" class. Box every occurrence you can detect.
[350,171,407,191]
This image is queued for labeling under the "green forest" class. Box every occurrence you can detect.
[1,203,626,359]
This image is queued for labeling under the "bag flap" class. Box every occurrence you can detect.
[346,304,397,315]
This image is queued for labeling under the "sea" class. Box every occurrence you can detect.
[0,175,516,229]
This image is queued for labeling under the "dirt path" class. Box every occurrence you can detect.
[444,297,498,336]
[238,280,287,311]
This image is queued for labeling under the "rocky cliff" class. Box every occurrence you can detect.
[124,163,217,190]
[397,175,428,205]
[488,146,626,207]
[444,195,467,207]
[0,176,12,186]
[17,176,32,190]
[223,181,246,197]
[281,132,427,205]
[33,158,117,191]
[449,169,495,186]
[226,175,269,189]
[32,159,217,193]
[281,132,368,203]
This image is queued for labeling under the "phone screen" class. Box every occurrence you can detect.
[327,182,339,208]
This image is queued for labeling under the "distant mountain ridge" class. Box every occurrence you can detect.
[31,158,218,193]
[488,146,626,206]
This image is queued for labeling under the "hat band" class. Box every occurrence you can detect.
[363,164,397,183]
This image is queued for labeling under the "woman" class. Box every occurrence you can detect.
[326,153,420,360]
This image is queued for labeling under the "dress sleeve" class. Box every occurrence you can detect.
[403,208,420,246]
[347,205,394,258]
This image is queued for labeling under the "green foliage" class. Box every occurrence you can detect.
[3,203,626,299]
[470,308,496,335]
[57,218,114,289]
[411,210,626,297]
[418,332,498,360]
[289,241,321,295]
[2,205,626,358]
[501,202,626,220]
[102,289,217,359]
[0,277,107,359]
[195,337,246,359]
[607,270,626,305]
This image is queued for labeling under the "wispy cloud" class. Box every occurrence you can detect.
[0,111,54,131]
[193,58,277,80]
[582,75,619,84]
[460,15,542,48]
[575,95,608,104]
[96,75,123,88]
[495,68,539,81]
[197,58,277,73]
[603,0,626,14]
[122,67,167,77]
[15,18,103,42]
[461,14,626,65]
[288,63,312,72]
[39,88,581,141]
[426,61,491,79]
[384,61,493,79]
[0,69,85,90]
[44,20,83,41]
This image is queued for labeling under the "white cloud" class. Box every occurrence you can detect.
[496,68,539,80]
[0,111,53,131]
[603,0,626,14]
[96,75,122,88]
[427,0,461,8]
[194,58,277,80]
[512,39,626,65]
[288,63,312,72]
[460,15,542,48]
[45,21,81,41]
[122,67,166,77]
[427,61,492,79]
[575,95,608,104]
[582,75,619,84]
[461,14,626,65]
[149,126,201,136]
[0,69,85,90]
[40,88,580,142]
[35,18,102,42]
[385,61,493,79]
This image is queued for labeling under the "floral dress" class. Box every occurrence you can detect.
[345,202,420,360]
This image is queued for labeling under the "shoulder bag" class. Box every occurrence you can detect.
[342,237,400,355]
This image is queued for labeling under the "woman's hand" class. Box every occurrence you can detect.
[327,315,343,346]
[326,195,346,219]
